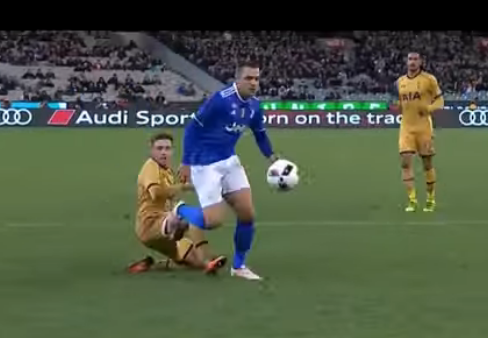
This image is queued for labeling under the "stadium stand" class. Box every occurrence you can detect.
[0,31,206,106]
[153,30,488,101]
[1,30,487,105]
[352,31,488,100]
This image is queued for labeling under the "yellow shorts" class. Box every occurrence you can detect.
[136,213,193,263]
[399,130,435,156]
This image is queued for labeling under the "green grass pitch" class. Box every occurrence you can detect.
[1,128,488,338]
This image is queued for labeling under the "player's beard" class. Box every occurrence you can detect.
[408,65,420,72]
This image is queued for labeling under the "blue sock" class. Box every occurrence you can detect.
[176,204,206,229]
[233,220,255,269]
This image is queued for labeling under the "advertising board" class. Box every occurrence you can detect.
[1,102,487,128]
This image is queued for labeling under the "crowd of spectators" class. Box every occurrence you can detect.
[0,31,86,65]
[1,30,488,105]
[154,31,327,99]
[154,30,488,100]
[0,30,193,105]
[0,74,19,96]
[17,68,167,102]
[353,31,488,97]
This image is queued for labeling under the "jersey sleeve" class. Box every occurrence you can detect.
[250,105,274,158]
[192,93,222,127]
[250,106,266,133]
[429,75,443,99]
[182,92,223,165]
[140,162,161,191]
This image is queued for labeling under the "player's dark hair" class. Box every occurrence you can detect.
[235,59,260,77]
[408,51,423,58]
[150,132,173,145]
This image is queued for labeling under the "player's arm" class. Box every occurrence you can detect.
[148,183,193,201]
[427,75,444,113]
[190,93,221,128]
[250,106,277,162]
[182,94,222,166]
[393,79,402,114]
[142,165,192,200]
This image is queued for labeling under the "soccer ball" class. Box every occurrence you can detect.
[266,159,299,191]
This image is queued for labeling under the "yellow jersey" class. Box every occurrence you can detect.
[397,71,442,132]
[136,158,176,227]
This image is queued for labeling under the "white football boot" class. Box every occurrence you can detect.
[230,266,263,281]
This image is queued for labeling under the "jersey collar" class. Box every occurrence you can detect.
[233,82,249,103]
[150,157,168,170]
[407,69,422,79]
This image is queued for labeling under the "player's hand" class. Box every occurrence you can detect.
[178,165,191,183]
[419,104,430,116]
[181,182,194,191]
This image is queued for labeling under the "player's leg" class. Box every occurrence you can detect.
[172,237,204,269]
[142,236,226,273]
[222,156,261,280]
[175,163,227,230]
[176,203,226,230]
[418,133,436,212]
[183,226,227,273]
[140,238,207,272]
[184,225,217,263]
[399,131,418,212]
[128,214,188,273]
[131,225,206,272]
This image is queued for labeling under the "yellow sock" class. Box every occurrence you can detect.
[408,187,417,202]
[427,188,435,201]
[425,168,436,201]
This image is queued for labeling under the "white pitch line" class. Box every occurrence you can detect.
[259,220,488,226]
[2,220,488,228]
[3,222,65,228]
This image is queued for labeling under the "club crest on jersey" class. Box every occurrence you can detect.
[401,91,421,101]
[225,122,246,133]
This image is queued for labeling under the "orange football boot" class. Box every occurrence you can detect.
[204,255,227,274]
[127,256,155,274]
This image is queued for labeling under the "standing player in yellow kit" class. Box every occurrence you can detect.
[396,52,444,212]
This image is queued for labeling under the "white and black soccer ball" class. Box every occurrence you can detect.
[266,159,299,191]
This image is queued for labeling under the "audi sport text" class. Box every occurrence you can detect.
[76,110,129,125]
[135,111,194,127]
[73,110,195,127]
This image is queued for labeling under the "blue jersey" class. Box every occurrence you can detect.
[182,83,274,166]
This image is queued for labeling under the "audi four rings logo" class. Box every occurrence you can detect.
[458,109,488,127]
[0,109,33,126]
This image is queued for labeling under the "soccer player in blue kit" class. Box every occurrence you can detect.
[176,60,280,281]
